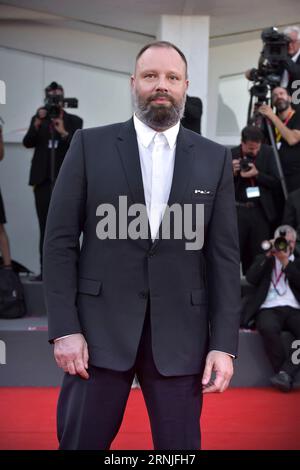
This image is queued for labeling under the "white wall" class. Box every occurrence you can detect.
[0,22,145,74]
[0,23,146,272]
[0,21,273,271]
[0,47,133,142]
[207,36,262,145]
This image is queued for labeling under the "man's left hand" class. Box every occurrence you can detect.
[202,350,234,393]
[240,163,259,178]
[52,117,68,137]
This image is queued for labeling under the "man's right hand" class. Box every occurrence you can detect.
[54,333,89,379]
[34,107,47,130]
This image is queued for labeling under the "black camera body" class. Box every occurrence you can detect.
[261,27,290,64]
[261,230,289,253]
[249,27,290,101]
[240,155,253,172]
[44,95,78,119]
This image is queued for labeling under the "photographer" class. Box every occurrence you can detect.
[231,126,279,274]
[259,86,300,193]
[23,82,83,279]
[0,124,12,268]
[245,225,300,392]
[280,26,300,97]
[246,26,300,104]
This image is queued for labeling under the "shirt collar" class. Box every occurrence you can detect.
[133,114,180,150]
[274,253,295,268]
[292,48,300,63]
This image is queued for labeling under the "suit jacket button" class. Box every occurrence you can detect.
[138,291,148,299]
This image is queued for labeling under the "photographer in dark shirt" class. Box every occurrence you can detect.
[23,82,83,279]
[259,87,300,193]
[231,126,279,274]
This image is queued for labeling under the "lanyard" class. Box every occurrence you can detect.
[271,262,287,296]
[275,110,295,143]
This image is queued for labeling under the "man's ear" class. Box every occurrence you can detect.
[131,75,135,89]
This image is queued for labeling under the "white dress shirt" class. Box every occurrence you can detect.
[281,48,300,88]
[133,114,180,241]
[260,254,300,309]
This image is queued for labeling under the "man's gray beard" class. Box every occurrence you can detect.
[133,91,186,130]
[275,99,290,112]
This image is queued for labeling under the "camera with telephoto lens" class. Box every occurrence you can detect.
[248,27,291,100]
[240,155,253,172]
[261,230,289,253]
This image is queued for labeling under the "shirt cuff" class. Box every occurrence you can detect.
[54,334,74,342]
[211,349,235,358]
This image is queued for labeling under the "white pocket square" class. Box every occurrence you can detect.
[194,189,212,195]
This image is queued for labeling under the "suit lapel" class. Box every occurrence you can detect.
[167,126,195,208]
[116,120,195,249]
[116,118,146,208]
[116,119,151,247]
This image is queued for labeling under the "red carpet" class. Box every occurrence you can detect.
[0,388,299,450]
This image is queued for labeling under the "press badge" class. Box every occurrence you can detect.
[246,186,260,198]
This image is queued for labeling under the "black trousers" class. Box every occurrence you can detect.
[237,205,271,275]
[256,306,300,377]
[33,180,52,272]
[57,304,203,450]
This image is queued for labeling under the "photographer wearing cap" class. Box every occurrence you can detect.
[23,82,83,279]
[245,225,300,392]
[259,86,300,193]
[0,123,12,269]
[231,126,279,274]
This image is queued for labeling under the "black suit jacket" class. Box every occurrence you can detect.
[284,54,300,98]
[231,144,280,222]
[23,111,83,186]
[43,119,241,376]
[244,254,300,326]
[282,188,300,230]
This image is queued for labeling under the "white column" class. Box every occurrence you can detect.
[157,15,210,135]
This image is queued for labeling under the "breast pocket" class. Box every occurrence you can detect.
[191,194,214,205]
